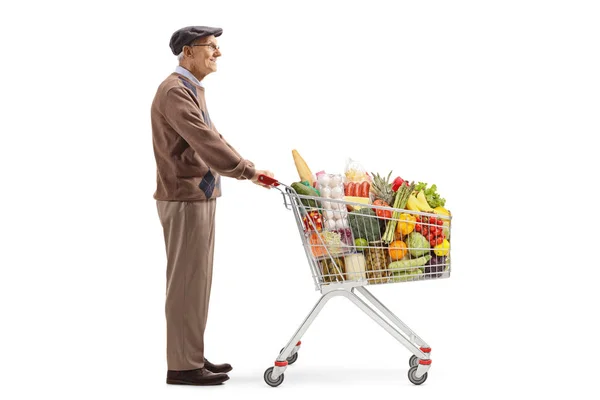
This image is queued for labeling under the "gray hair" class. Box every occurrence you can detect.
[177,52,184,61]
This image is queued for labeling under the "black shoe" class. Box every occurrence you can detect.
[204,358,233,374]
[166,368,229,385]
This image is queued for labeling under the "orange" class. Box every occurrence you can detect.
[388,240,408,260]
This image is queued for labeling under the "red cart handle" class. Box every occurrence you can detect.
[258,174,280,187]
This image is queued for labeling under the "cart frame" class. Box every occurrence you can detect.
[259,176,449,387]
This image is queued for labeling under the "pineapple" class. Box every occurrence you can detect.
[370,171,395,205]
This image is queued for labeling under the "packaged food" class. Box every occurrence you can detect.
[344,253,367,281]
[345,158,370,183]
[321,230,351,256]
[317,173,349,232]
[319,256,345,283]
[308,231,327,258]
[364,241,392,284]
[309,230,351,259]
[343,195,371,211]
[302,209,323,232]
[333,228,354,247]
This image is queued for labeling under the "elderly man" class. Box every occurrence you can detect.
[151,26,273,386]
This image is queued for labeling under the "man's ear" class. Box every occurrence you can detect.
[183,45,193,58]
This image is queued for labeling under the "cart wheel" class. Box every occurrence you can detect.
[280,347,299,365]
[264,367,284,387]
[407,366,428,385]
[409,355,419,368]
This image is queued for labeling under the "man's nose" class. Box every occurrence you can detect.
[214,49,222,57]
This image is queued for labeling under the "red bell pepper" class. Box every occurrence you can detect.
[391,177,404,192]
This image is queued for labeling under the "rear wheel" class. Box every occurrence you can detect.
[409,355,419,368]
[264,367,284,387]
[407,366,428,385]
[280,347,299,365]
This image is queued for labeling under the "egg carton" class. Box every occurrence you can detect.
[316,173,349,231]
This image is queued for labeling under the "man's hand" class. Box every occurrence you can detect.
[251,170,275,189]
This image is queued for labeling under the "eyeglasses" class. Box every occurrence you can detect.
[190,43,220,52]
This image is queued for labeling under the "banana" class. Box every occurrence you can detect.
[415,191,434,212]
[433,206,450,217]
[406,195,422,212]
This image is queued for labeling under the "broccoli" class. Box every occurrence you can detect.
[348,208,383,242]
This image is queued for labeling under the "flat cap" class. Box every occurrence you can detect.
[169,26,223,55]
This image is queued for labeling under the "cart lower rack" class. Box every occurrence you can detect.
[258,175,451,387]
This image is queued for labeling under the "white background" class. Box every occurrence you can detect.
[1,0,599,399]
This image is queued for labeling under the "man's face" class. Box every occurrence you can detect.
[186,35,221,76]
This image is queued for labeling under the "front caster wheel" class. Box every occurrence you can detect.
[280,347,299,365]
[264,367,284,387]
[408,366,428,385]
[409,355,419,368]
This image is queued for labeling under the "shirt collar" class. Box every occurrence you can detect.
[175,66,203,87]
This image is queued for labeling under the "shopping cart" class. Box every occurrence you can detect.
[257,175,451,387]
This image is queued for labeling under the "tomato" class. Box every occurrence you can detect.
[430,217,437,225]
[427,233,434,241]
[436,227,442,235]
[430,239,436,247]
[437,219,444,226]
[422,227,429,236]
[376,209,391,219]
[374,200,390,219]
[415,224,422,232]
[436,237,443,246]
[416,216,422,222]
[377,210,389,218]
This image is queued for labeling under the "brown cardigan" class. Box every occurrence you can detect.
[151,73,256,201]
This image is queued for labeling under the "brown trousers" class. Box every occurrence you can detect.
[156,200,216,370]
